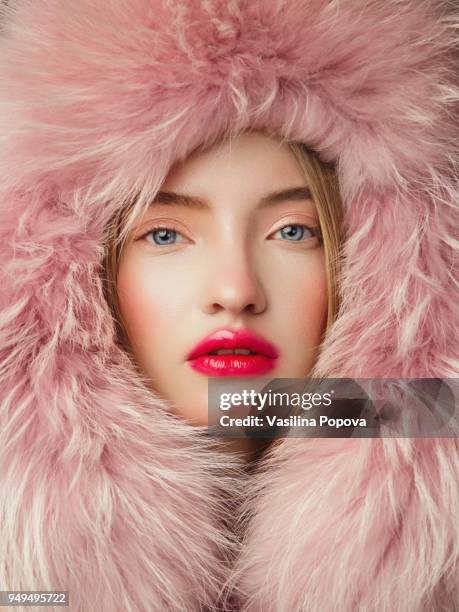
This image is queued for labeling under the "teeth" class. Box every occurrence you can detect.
[209,349,255,355]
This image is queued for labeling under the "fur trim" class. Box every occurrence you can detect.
[0,0,457,610]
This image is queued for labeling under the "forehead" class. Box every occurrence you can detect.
[161,131,307,201]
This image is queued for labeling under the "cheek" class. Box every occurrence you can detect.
[291,266,328,330]
[270,251,328,339]
[116,254,184,359]
[275,255,328,376]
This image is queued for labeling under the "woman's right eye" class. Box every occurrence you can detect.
[144,227,186,246]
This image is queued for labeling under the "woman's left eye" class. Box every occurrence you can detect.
[271,224,320,242]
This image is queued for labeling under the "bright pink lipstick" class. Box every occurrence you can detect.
[187,328,279,376]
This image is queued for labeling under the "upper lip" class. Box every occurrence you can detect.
[187,328,279,360]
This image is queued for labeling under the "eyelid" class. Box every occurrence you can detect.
[133,218,192,242]
[267,216,321,239]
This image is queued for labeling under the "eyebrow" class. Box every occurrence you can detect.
[151,186,313,210]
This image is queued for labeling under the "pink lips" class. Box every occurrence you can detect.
[187,328,279,376]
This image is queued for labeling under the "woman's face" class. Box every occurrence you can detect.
[117,132,328,425]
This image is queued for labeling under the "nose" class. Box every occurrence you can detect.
[201,244,267,316]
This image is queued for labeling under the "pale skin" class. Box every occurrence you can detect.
[117,131,328,457]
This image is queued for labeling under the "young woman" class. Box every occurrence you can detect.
[0,1,457,611]
[102,131,342,462]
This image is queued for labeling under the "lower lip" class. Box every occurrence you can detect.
[188,354,277,376]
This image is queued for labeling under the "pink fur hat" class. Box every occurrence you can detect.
[0,0,457,610]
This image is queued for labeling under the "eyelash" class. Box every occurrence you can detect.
[139,222,322,246]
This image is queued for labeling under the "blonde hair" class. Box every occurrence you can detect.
[288,143,343,335]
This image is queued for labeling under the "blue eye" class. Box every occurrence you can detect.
[146,227,184,245]
[274,224,318,241]
[151,228,176,245]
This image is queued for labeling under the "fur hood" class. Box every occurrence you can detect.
[0,0,458,610]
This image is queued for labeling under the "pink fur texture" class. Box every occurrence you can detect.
[0,0,457,610]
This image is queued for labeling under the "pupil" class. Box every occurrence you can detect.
[153,229,176,244]
[281,225,304,240]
